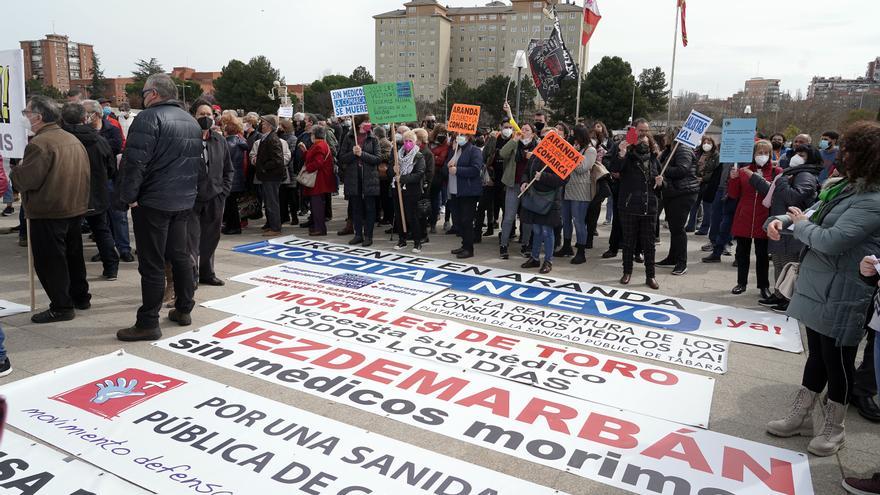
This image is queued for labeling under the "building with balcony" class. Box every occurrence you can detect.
[20,34,94,93]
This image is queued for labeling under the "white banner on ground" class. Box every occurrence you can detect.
[203,286,716,426]
[157,316,814,495]
[0,430,151,494]
[415,291,729,374]
[0,352,566,495]
[230,259,443,310]
[0,299,30,317]
[237,236,803,353]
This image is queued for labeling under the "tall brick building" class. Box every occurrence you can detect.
[20,34,94,93]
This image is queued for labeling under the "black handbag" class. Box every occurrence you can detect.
[521,188,554,215]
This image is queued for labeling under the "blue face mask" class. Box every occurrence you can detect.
[456,135,467,146]
[102,107,111,117]
[818,139,830,150]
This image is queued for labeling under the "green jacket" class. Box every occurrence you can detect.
[779,181,880,346]
[499,137,520,188]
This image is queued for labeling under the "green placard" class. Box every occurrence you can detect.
[362,81,417,124]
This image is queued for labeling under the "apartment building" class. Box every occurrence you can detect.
[20,34,94,93]
[374,0,585,102]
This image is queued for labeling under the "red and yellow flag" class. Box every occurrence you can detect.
[678,0,688,47]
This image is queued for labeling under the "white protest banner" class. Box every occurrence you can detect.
[156,316,813,495]
[234,237,804,353]
[202,287,715,426]
[230,259,443,310]
[330,86,368,117]
[0,352,566,495]
[415,290,728,374]
[0,298,30,317]
[0,430,151,494]
[277,106,294,119]
[0,49,28,159]
[674,109,713,149]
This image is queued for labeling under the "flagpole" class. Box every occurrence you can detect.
[574,8,584,123]
[666,0,680,130]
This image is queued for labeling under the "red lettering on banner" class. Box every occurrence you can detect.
[319,301,348,312]
[397,369,470,400]
[577,413,640,449]
[515,398,578,434]
[392,316,422,329]
[353,358,413,384]
[639,369,678,385]
[641,428,712,473]
[535,344,566,359]
[341,307,371,318]
[487,335,519,350]
[721,447,795,495]
[455,388,511,417]
[367,312,392,324]
[564,352,600,368]
[270,339,331,361]
[267,291,307,303]
[310,348,366,370]
[601,360,637,378]
[419,321,445,333]
[455,329,488,343]
[240,330,294,351]
[212,321,265,339]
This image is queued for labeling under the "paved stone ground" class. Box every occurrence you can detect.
[0,198,877,494]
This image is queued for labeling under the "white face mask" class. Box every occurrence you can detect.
[754,155,770,166]
[788,155,805,167]
[23,115,35,136]
[501,128,513,138]
[702,143,713,152]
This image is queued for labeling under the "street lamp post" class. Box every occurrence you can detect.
[175,83,187,108]
[629,77,637,125]
[268,80,291,116]
[513,50,528,122]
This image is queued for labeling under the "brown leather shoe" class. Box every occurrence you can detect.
[646,278,660,290]
[620,273,631,285]
[337,220,353,236]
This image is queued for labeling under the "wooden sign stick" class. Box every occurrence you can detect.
[391,122,407,234]
[518,164,549,198]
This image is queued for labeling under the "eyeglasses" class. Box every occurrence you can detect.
[20,109,33,117]
[141,88,156,98]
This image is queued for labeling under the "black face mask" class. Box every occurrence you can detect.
[772,141,782,150]
[197,116,213,131]
[436,135,447,144]
[534,122,545,132]
[425,121,436,130]
[635,142,650,155]
[474,137,486,147]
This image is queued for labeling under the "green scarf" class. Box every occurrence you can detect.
[812,178,849,222]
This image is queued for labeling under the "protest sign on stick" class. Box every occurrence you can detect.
[519,130,581,198]
[662,109,713,175]
[362,81,416,124]
[446,103,481,135]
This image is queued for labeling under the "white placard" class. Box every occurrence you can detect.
[0,49,28,159]
[0,298,30,318]
[202,286,716,426]
[0,430,151,494]
[156,316,814,495]
[675,109,713,149]
[330,86,368,117]
[235,237,804,353]
[230,260,443,310]
[277,106,293,118]
[415,290,729,374]
[0,352,566,495]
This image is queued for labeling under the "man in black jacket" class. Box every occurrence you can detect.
[253,115,286,236]
[115,73,202,341]
[189,99,234,286]
[61,102,119,280]
[657,134,699,275]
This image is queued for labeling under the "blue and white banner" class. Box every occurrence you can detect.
[234,237,803,353]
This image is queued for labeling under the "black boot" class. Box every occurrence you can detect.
[553,239,573,257]
[571,244,586,264]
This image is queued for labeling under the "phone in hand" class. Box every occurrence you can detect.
[625,127,638,145]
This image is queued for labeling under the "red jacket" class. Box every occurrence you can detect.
[0,155,7,197]
[303,139,335,196]
[106,115,126,149]
[727,162,782,239]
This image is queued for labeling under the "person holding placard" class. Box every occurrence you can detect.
[339,115,381,247]
[727,140,782,298]
[520,147,568,274]
[498,122,538,259]
[656,130,699,276]
[765,121,880,457]
[392,130,426,253]
[610,127,662,290]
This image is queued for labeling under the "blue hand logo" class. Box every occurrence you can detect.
[90,378,146,404]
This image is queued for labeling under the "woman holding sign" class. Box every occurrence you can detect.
[610,131,662,290]
[339,115,381,247]
[392,130,426,253]
[520,145,568,274]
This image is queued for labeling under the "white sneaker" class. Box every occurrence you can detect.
[0,357,12,377]
[412,246,422,254]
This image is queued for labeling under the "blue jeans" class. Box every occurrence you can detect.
[0,323,6,361]
[695,200,712,233]
[686,199,702,231]
[712,198,738,257]
[531,224,555,262]
[106,181,131,254]
[605,195,614,222]
[500,186,531,248]
[561,199,589,244]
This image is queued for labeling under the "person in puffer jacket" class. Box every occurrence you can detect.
[657,131,699,275]
[115,73,202,343]
[727,139,782,299]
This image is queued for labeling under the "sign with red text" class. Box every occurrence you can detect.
[241,236,804,353]
[415,290,728,374]
[202,286,716,426]
[230,259,443,311]
[155,316,813,495]
[0,352,566,495]
[0,430,151,494]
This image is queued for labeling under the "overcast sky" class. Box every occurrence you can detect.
[4,0,878,98]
